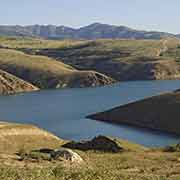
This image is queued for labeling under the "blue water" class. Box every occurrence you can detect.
[0,80,180,147]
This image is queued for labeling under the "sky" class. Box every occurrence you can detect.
[0,0,180,33]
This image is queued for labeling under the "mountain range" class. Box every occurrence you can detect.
[0,23,179,40]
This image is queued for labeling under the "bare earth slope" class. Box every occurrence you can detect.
[0,69,38,95]
[87,90,180,135]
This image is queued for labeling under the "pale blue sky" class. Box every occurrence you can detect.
[1,0,179,33]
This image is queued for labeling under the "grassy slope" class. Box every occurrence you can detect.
[0,121,179,179]
[0,122,179,179]
[2,36,180,81]
[0,121,64,153]
[20,38,180,81]
[0,36,85,49]
[1,150,180,180]
[0,48,114,89]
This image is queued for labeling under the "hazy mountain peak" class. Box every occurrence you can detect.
[0,23,178,40]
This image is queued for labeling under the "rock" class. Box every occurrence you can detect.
[36,148,54,154]
[67,71,116,88]
[175,143,180,151]
[0,69,38,95]
[63,135,123,153]
[34,39,180,82]
[50,148,83,163]
[163,144,180,152]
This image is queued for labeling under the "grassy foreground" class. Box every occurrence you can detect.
[0,121,179,180]
[0,148,180,180]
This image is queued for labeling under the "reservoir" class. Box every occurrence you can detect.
[0,80,180,147]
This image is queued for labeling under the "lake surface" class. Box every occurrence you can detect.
[0,80,180,147]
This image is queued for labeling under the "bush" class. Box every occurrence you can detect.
[27,151,52,161]
[163,146,176,152]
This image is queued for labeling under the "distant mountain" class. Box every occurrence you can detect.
[175,34,180,38]
[0,23,178,40]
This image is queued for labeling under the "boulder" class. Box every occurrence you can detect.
[50,148,83,163]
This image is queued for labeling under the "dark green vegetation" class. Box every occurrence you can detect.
[0,23,178,40]
[88,90,180,135]
[9,37,180,81]
[163,144,180,152]
[0,122,180,180]
[62,135,123,152]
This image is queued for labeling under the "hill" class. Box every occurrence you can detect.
[0,23,176,40]
[0,121,63,153]
[2,37,180,82]
[87,90,180,135]
[23,38,180,81]
[0,69,38,95]
[0,48,115,89]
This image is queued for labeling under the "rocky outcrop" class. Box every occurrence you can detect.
[63,135,123,153]
[51,148,83,162]
[0,69,38,95]
[112,60,180,81]
[67,71,116,88]
[163,144,180,152]
[87,91,180,135]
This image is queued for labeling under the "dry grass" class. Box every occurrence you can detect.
[0,48,114,89]
[0,122,64,153]
[0,146,179,179]
[0,36,86,49]
[0,121,179,179]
